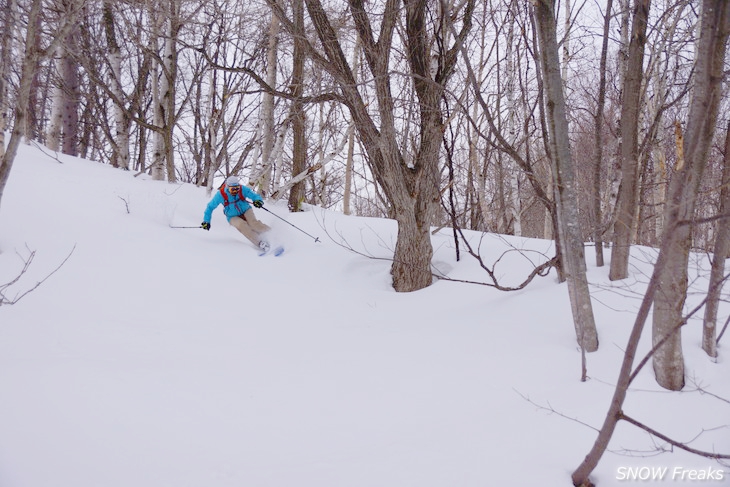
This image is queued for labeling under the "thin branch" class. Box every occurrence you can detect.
[620,413,730,460]
[0,245,76,306]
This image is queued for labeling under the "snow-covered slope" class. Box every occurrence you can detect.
[0,144,728,486]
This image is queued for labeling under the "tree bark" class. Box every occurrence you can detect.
[0,0,16,162]
[573,6,730,481]
[255,6,280,194]
[702,122,730,358]
[150,5,165,181]
[609,0,651,281]
[288,0,306,212]
[103,0,130,170]
[592,0,613,267]
[0,0,81,210]
[534,0,599,352]
[652,0,730,390]
[270,0,474,292]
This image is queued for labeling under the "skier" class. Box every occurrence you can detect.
[201,176,271,252]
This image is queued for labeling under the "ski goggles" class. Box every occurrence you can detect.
[228,185,241,194]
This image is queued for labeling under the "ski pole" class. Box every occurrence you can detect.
[169,225,203,229]
[259,205,321,243]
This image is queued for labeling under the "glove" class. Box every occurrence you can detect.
[201,222,210,230]
[253,199,264,208]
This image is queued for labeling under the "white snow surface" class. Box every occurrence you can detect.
[0,144,728,487]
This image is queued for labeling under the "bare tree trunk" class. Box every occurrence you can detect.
[0,0,16,162]
[47,41,64,152]
[271,0,474,291]
[150,5,165,181]
[0,0,42,211]
[702,122,730,358]
[255,6,280,194]
[573,6,730,481]
[204,70,220,192]
[592,0,614,267]
[653,0,729,390]
[61,24,80,157]
[103,0,130,170]
[288,0,306,211]
[0,0,81,210]
[162,0,179,183]
[46,0,81,157]
[504,1,521,236]
[22,5,39,143]
[534,0,599,352]
[343,32,361,216]
[643,0,690,244]
[610,0,651,281]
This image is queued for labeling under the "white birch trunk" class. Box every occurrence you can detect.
[255,8,280,193]
[162,4,177,183]
[150,5,166,181]
[47,43,65,152]
[343,33,361,215]
[205,69,218,195]
[104,0,129,170]
[505,2,521,236]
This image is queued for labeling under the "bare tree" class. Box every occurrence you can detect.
[609,0,651,281]
[0,0,16,163]
[590,0,614,267]
[342,31,361,216]
[573,2,730,483]
[652,0,730,391]
[267,0,475,292]
[702,122,730,358]
[287,0,306,211]
[251,4,281,193]
[533,0,599,352]
[0,0,83,211]
[47,0,81,157]
[102,0,130,170]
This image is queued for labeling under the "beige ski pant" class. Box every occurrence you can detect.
[229,209,271,246]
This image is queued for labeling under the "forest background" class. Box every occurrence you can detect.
[1,1,730,485]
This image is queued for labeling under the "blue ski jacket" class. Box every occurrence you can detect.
[203,186,264,223]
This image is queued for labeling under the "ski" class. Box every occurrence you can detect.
[258,246,285,257]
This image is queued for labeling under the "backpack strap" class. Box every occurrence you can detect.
[220,185,247,207]
[220,185,230,206]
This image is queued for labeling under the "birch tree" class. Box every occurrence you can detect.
[251,5,280,193]
[102,0,130,170]
[0,0,83,211]
[46,0,81,156]
[342,32,361,216]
